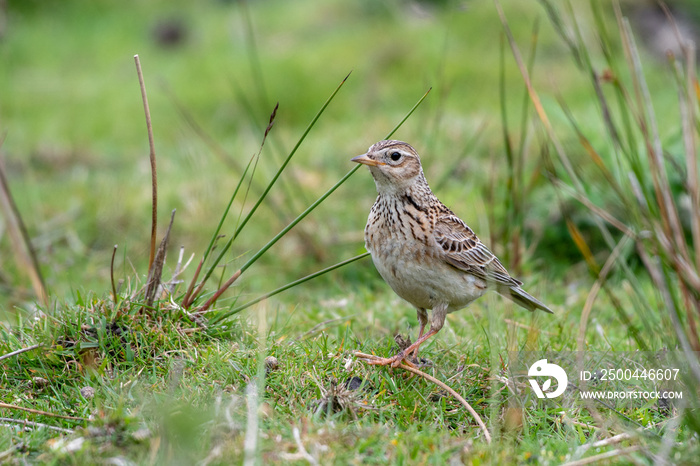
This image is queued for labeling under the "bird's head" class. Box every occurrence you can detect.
[351,140,425,195]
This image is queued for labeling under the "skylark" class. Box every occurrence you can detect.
[352,140,552,367]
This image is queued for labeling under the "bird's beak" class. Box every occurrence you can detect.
[351,153,383,166]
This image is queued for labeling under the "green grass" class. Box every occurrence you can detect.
[2,283,695,463]
[0,0,622,306]
[2,0,699,464]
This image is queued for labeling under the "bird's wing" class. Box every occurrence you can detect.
[433,213,522,287]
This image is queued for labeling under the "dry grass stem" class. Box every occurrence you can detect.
[290,426,318,466]
[0,417,74,434]
[589,432,633,449]
[195,269,242,313]
[134,54,158,273]
[182,258,204,309]
[0,159,48,307]
[0,402,88,422]
[144,209,176,308]
[0,344,41,362]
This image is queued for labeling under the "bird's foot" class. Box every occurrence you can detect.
[355,351,417,368]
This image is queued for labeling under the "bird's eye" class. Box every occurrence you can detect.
[390,151,402,161]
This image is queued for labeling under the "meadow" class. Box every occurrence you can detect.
[1,0,699,463]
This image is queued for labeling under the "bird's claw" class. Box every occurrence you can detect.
[357,350,417,369]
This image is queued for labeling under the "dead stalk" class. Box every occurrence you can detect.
[0,344,41,362]
[0,159,48,307]
[0,417,74,434]
[0,402,88,422]
[195,270,242,313]
[134,54,158,274]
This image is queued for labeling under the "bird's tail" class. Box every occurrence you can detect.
[499,286,553,314]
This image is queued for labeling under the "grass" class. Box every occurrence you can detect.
[2,287,693,463]
[0,0,601,306]
[2,0,700,464]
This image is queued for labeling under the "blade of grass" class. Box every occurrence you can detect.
[498,17,540,271]
[182,108,274,309]
[196,72,352,292]
[209,252,370,322]
[497,0,627,263]
[499,32,515,200]
[554,94,629,206]
[200,135,264,268]
[433,119,488,193]
[226,86,432,280]
[233,103,279,239]
[680,43,700,271]
[233,74,350,238]
[384,87,432,140]
[537,0,583,68]
[110,244,118,307]
[208,87,431,322]
[619,15,685,254]
[618,11,700,349]
[240,0,270,116]
[195,269,243,314]
[638,247,700,384]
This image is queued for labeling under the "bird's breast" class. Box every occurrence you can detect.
[363,196,485,311]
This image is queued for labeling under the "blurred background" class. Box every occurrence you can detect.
[1,0,698,313]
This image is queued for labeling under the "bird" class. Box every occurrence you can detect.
[352,140,552,368]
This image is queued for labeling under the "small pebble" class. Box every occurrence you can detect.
[32,377,49,387]
[265,356,279,371]
[80,386,95,399]
[344,376,364,391]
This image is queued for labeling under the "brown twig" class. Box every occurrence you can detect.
[134,54,158,274]
[355,352,491,444]
[0,344,41,362]
[0,402,88,422]
[194,269,242,313]
[182,257,204,309]
[144,209,176,308]
[0,156,48,308]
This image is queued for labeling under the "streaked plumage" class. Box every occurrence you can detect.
[352,140,552,367]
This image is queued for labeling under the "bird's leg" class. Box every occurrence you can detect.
[412,308,428,359]
[366,305,447,368]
